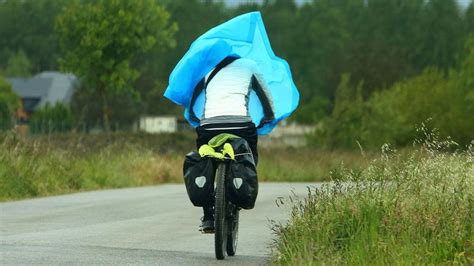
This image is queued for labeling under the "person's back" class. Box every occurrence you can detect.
[194,57,274,232]
[203,58,260,122]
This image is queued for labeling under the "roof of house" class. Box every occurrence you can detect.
[7,71,78,111]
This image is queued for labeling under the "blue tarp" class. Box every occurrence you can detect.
[164,11,299,135]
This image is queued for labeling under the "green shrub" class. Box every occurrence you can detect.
[0,75,19,130]
[29,102,74,133]
[292,97,330,125]
[364,64,473,147]
[365,68,450,146]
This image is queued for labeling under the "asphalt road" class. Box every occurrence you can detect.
[1,183,319,265]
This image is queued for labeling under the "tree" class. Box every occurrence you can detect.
[418,0,465,69]
[133,0,228,116]
[297,1,350,99]
[319,74,366,149]
[260,0,298,62]
[157,0,227,78]
[454,35,474,144]
[55,0,177,131]
[0,75,19,130]
[466,1,474,34]
[288,0,351,123]
[348,0,425,94]
[70,83,142,131]
[3,50,32,77]
[0,0,66,72]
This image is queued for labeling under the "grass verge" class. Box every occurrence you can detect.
[0,131,379,201]
[259,147,376,182]
[0,133,183,201]
[272,138,473,264]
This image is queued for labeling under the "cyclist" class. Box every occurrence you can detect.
[190,56,275,232]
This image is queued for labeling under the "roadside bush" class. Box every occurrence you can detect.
[29,102,74,133]
[365,64,473,148]
[365,68,450,146]
[0,75,19,130]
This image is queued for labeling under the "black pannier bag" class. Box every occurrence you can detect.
[227,138,259,209]
[183,151,215,207]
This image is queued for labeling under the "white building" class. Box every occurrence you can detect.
[139,116,177,133]
[260,121,316,147]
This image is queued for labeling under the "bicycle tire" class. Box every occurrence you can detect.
[226,205,239,256]
[214,163,227,260]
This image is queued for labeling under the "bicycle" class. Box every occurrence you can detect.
[214,159,240,260]
[193,134,256,260]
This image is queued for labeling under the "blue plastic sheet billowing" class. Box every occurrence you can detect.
[164,11,299,135]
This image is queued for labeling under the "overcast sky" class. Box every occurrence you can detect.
[224,0,472,9]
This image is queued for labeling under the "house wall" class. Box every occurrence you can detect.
[259,123,315,147]
[139,116,177,133]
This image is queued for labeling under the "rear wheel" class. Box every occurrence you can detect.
[214,163,227,260]
[226,205,239,256]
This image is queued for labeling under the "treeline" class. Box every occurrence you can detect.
[316,42,474,149]
[0,0,473,147]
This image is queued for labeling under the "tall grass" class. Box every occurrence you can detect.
[272,133,473,264]
[0,133,182,201]
[1,132,377,201]
[259,147,376,182]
